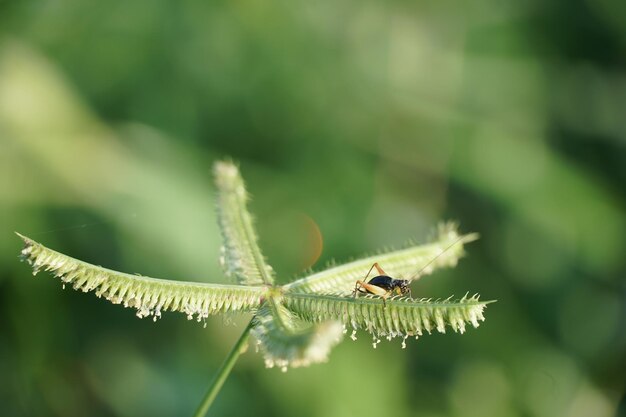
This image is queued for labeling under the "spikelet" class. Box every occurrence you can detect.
[214,161,274,286]
[284,222,479,295]
[18,233,266,322]
[283,292,493,347]
[251,303,343,371]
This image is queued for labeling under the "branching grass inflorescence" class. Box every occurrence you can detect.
[17,160,494,416]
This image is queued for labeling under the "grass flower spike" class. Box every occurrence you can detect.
[17,160,494,416]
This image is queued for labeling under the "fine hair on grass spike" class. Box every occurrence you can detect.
[17,160,495,417]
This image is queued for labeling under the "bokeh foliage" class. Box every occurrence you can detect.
[1,0,624,416]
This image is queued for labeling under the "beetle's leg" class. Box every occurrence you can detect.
[372,262,387,276]
[361,264,376,283]
[353,280,370,297]
[356,262,384,297]
[356,282,388,297]
[395,285,410,297]
[382,292,389,308]
[373,262,392,307]
[362,262,387,284]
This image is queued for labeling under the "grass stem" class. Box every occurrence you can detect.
[192,319,254,417]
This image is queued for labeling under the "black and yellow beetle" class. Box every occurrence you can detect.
[353,262,411,304]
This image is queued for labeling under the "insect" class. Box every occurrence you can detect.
[353,236,467,306]
[353,262,410,305]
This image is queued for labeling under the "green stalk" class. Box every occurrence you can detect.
[192,319,254,417]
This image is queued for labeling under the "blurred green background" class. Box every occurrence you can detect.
[1,0,625,416]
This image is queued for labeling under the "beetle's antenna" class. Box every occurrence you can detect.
[408,235,470,281]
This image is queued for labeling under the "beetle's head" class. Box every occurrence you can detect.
[394,279,411,296]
